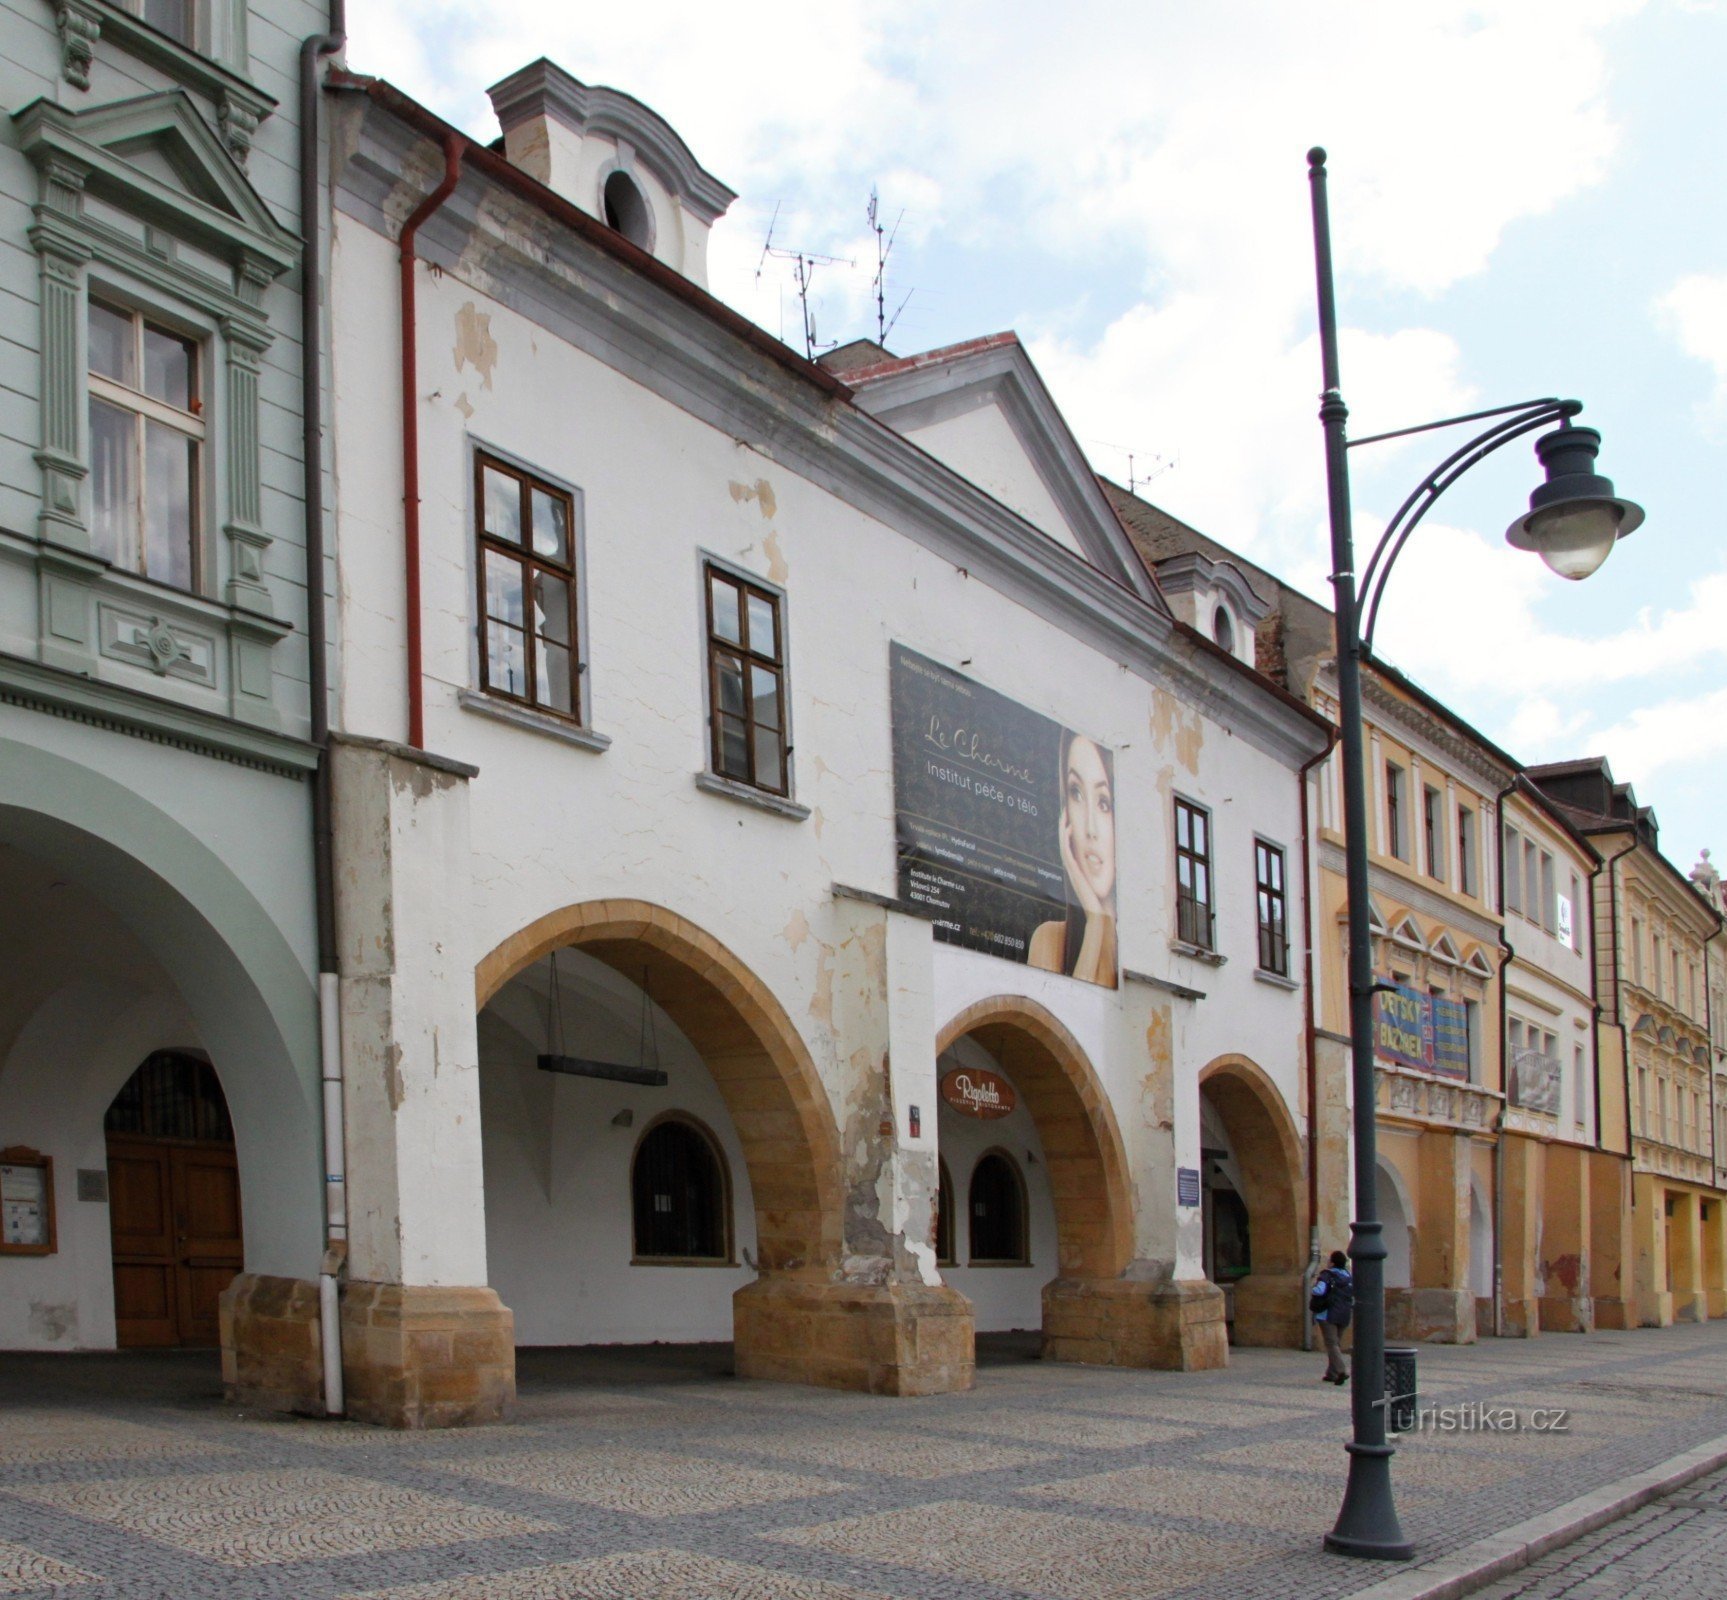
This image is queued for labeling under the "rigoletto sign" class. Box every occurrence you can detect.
[940,1067,1017,1120]
[890,643,1119,989]
[1374,979,1471,1080]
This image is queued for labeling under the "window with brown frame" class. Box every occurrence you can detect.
[1175,797,1214,950]
[704,562,788,795]
[475,453,580,718]
[1255,839,1288,976]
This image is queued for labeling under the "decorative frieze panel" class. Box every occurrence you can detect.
[98,601,217,684]
[1376,1062,1501,1133]
[1634,1137,1712,1186]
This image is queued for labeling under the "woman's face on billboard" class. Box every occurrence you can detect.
[1063,736,1115,907]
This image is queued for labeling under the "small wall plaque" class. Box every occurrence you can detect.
[77,1168,109,1203]
[1,1147,56,1255]
[1177,1166,1201,1208]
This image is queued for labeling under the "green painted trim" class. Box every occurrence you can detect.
[13,91,297,273]
[0,653,317,777]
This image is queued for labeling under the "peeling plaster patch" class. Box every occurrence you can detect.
[453,301,499,389]
[763,529,789,586]
[28,1302,76,1343]
[1143,1011,1174,1132]
[808,940,836,1029]
[781,908,811,953]
[811,807,825,841]
[1150,688,1204,771]
[728,478,778,520]
[454,392,474,421]
[385,1043,406,1111]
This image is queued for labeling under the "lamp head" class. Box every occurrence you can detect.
[1505,424,1643,581]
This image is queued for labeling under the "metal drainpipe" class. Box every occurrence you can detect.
[399,133,465,751]
[1492,777,1516,1338]
[1703,917,1724,1186]
[1588,849,1605,1153]
[1603,835,1637,1188]
[1297,725,1339,1352]
[301,0,347,1419]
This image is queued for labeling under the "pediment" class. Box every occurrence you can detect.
[12,90,295,274]
[1389,914,1425,951]
[1462,946,1495,977]
[1431,932,1462,965]
[845,335,1165,609]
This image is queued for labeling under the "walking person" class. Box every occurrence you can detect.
[1311,1249,1353,1385]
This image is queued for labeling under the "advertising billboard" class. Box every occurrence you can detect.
[1374,979,1471,1080]
[890,643,1119,988]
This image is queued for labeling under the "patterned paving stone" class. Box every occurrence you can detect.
[769,1499,1267,1598]
[441,1445,847,1516]
[0,1538,99,1592]
[717,1427,1053,1480]
[927,1406,1195,1450]
[1204,1434,1527,1490]
[343,1548,890,1599]
[11,1468,556,1565]
[0,1413,223,1465]
[1064,1394,1327,1427]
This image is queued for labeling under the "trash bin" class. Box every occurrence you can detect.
[1384,1347,1418,1434]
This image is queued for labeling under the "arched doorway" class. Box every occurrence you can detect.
[104,1052,243,1348]
[474,900,847,1382]
[935,997,1140,1364]
[1198,1056,1306,1347]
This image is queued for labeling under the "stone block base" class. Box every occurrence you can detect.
[1042,1276,1227,1370]
[1500,1295,1540,1338]
[1538,1294,1595,1333]
[340,1282,515,1428]
[733,1277,974,1395]
[1229,1271,1305,1348]
[1708,1290,1727,1319]
[1638,1291,1675,1328]
[1385,1286,1475,1344]
[220,1273,325,1416]
[1673,1291,1709,1324]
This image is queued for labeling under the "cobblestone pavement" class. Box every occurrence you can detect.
[1473,1460,1727,1599]
[2,1321,1725,1600]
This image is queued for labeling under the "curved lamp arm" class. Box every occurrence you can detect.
[1353,397,1582,653]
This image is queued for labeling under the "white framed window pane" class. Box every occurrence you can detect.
[142,324,195,411]
[143,420,195,589]
[529,488,568,562]
[710,573,741,644]
[533,572,570,647]
[482,467,522,544]
[745,591,776,656]
[484,550,524,629]
[715,652,745,718]
[752,725,783,791]
[487,620,526,698]
[536,642,572,714]
[142,0,193,45]
[718,716,748,778]
[89,397,137,567]
[89,301,133,385]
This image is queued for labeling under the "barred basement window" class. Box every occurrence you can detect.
[968,1150,1028,1264]
[88,298,203,591]
[935,1157,955,1266]
[1175,797,1214,950]
[476,453,581,718]
[704,562,788,795]
[631,1117,730,1263]
[1255,839,1288,976]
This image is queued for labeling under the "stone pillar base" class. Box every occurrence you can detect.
[1638,1291,1675,1328]
[1501,1295,1540,1338]
[1673,1292,1709,1324]
[1538,1295,1594,1334]
[1708,1290,1727,1319]
[340,1282,515,1428]
[1592,1295,1636,1331]
[733,1277,974,1395]
[220,1273,326,1416]
[1042,1276,1227,1370]
[1229,1271,1306,1348]
[1385,1287,1475,1344]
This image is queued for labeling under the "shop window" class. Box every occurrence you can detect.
[704,561,789,795]
[935,1157,955,1266]
[476,452,583,719]
[968,1150,1027,1264]
[631,1117,730,1262]
[1254,838,1288,976]
[1175,797,1214,950]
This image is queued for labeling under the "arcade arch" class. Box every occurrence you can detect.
[1198,1055,1306,1347]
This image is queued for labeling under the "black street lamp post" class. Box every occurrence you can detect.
[1305,147,1642,1561]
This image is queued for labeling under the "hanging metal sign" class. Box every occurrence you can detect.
[940,1066,1017,1120]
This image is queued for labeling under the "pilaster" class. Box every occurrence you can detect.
[1538,1142,1594,1332]
[1499,1132,1542,1337]
[1633,1171,1673,1327]
[1588,1150,1634,1328]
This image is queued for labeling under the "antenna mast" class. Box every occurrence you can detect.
[868,187,913,347]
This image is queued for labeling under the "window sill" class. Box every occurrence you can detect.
[630,1257,740,1268]
[458,689,611,752]
[694,771,811,821]
[964,1259,1035,1269]
[1169,939,1227,968]
[1254,968,1299,992]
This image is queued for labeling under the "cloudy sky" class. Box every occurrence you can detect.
[350,1,1726,878]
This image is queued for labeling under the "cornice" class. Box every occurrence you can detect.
[1349,669,1515,790]
[335,105,1329,772]
[1319,837,1502,948]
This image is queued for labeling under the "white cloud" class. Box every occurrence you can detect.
[1590,685,1727,785]
[1658,272,1727,427]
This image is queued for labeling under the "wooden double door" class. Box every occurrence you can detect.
[107,1135,243,1347]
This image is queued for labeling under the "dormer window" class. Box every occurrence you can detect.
[1212,605,1235,652]
[602,169,653,252]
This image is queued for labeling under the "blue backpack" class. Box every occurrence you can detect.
[1311,1266,1354,1328]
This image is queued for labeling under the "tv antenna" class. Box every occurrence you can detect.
[755,202,852,360]
[1089,437,1177,496]
[867,187,914,348]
